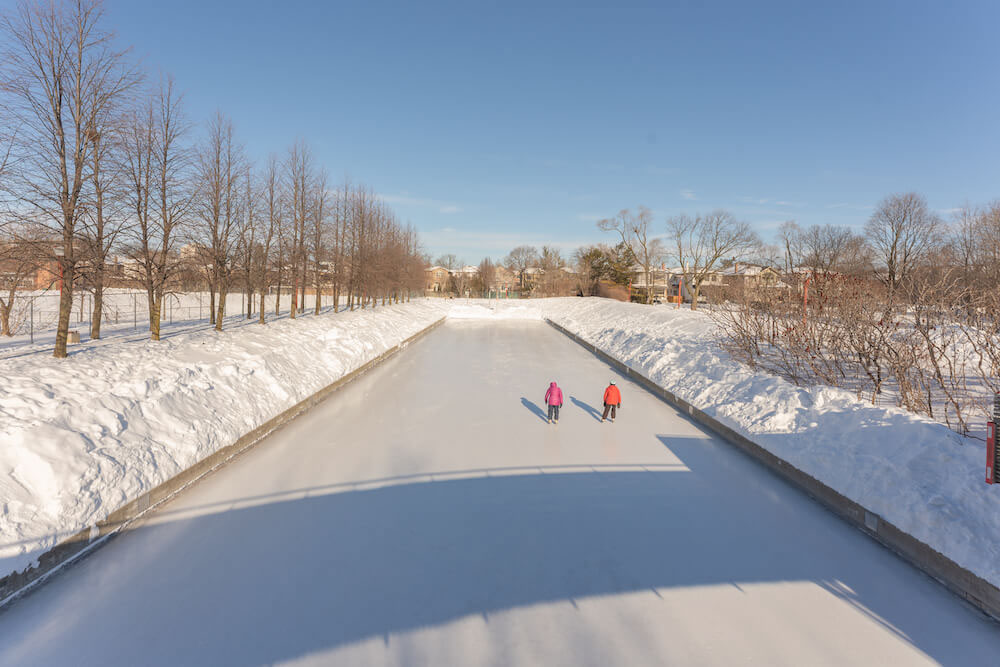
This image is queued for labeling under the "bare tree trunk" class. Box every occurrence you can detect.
[149,291,161,341]
[216,283,227,330]
[209,281,216,325]
[91,276,104,339]
[0,296,12,336]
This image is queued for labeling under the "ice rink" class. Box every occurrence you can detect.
[1,320,998,665]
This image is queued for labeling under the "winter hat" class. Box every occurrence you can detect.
[609,380,616,385]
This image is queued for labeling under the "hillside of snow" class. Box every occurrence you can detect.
[0,300,447,582]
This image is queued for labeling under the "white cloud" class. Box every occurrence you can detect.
[439,205,462,214]
[680,189,696,200]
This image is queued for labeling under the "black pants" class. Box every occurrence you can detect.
[602,403,618,420]
[547,404,560,421]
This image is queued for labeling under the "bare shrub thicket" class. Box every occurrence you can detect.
[713,196,1000,435]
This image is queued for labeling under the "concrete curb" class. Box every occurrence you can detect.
[545,317,1000,622]
[0,316,447,608]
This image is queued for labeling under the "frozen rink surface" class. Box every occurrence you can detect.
[0,320,998,665]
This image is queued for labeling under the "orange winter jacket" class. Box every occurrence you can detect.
[603,385,621,406]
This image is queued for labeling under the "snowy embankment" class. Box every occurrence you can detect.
[0,300,447,581]
[557,300,1000,588]
[4,295,999,592]
[455,298,1000,590]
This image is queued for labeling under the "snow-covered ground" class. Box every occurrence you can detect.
[1,320,997,665]
[0,299,447,581]
[464,299,1000,591]
[2,296,1000,602]
[0,288,330,359]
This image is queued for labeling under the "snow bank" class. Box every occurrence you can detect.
[445,301,543,320]
[4,295,999,592]
[532,297,1000,589]
[0,300,447,580]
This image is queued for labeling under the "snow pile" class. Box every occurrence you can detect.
[537,297,1000,588]
[446,301,543,320]
[0,300,447,581]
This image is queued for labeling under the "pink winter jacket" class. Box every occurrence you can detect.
[544,383,563,406]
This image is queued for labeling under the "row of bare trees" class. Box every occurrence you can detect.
[714,195,1000,434]
[0,0,425,356]
[595,206,760,307]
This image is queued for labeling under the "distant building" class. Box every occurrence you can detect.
[424,266,451,293]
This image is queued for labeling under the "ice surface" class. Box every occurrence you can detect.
[2,295,1000,612]
[0,320,996,665]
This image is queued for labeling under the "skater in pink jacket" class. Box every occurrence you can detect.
[544,381,563,424]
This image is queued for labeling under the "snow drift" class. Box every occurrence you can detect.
[0,301,447,581]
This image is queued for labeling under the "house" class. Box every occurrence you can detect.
[424,266,451,293]
[716,263,784,289]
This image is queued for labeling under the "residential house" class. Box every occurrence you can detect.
[424,266,451,294]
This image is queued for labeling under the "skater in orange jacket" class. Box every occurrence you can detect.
[602,380,621,422]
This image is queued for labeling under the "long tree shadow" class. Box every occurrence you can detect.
[570,396,602,421]
[1,447,997,665]
[520,397,548,422]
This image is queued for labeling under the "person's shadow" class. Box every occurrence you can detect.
[571,396,603,422]
[520,397,549,422]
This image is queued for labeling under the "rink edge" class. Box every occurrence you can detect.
[0,316,446,608]
[546,317,1000,623]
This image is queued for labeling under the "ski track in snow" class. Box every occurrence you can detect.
[1,297,999,596]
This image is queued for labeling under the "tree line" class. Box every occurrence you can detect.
[712,193,1000,433]
[0,0,425,356]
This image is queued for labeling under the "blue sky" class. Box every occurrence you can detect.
[54,1,1000,260]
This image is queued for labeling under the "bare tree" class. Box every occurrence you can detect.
[122,78,190,340]
[2,0,137,356]
[257,155,281,323]
[666,210,759,310]
[778,220,801,273]
[285,141,313,317]
[799,224,862,275]
[865,192,942,299]
[504,245,538,290]
[78,101,133,339]
[310,169,328,314]
[236,165,259,319]
[598,206,664,303]
[196,112,244,331]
